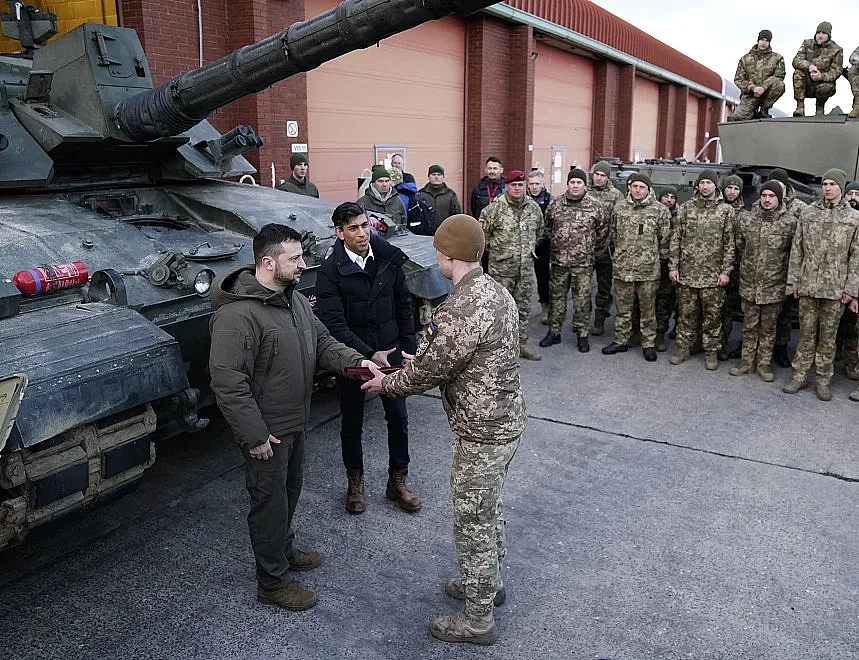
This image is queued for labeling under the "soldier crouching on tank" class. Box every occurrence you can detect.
[731,29,786,121]
[601,173,670,361]
[792,22,843,117]
[783,169,859,401]
[539,167,608,352]
[847,45,859,118]
[730,183,796,382]
[362,215,525,646]
[668,171,736,370]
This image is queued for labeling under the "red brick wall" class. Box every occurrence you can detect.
[592,61,634,162]
[118,0,308,186]
[656,83,689,160]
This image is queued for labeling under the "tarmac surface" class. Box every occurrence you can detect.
[0,312,857,659]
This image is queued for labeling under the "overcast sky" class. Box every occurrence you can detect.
[595,0,858,114]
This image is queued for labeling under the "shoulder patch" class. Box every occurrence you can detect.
[416,321,438,358]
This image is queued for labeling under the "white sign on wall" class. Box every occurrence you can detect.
[291,143,308,153]
[286,121,299,138]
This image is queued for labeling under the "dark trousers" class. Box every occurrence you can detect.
[534,238,551,304]
[244,430,305,591]
[339,378,409,471]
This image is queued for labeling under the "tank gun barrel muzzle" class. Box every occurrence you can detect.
[114,0,500,141]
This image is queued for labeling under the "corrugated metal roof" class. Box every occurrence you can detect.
[505,0,723,93]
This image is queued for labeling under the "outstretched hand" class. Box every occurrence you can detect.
[371,348,396,367]
[361,362,387,393]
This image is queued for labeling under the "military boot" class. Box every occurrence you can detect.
[591,314,606,336]
[729,360,754,377]
[793,99,805,117]
[669,348,690,365]
[849,96,859,119]
[540,303,549,325]
[429,611,496,646]
[257,582,317,611]
[655,332,667,352]
[346,469,365,515]
[576,335,590,353]
[773,344,791,368]
[782,376,807,394]
[444,577,506,607]
[844,363,859,380]
[386,468,421,512]
[539,331,561,347]
[628,331,642,347]
[757,364,775,382]
[815,99,826,116]
[289,549,322,572]
[849,386,859,402]
[519,344,542,361]
[815,379,832,402]
[705,351,718,371]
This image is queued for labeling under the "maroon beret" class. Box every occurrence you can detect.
[505,170,526,183]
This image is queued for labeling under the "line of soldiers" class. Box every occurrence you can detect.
[477,160,859,401]
[730,22,859,120]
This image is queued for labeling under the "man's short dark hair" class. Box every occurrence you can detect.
[253,223,303,265]
[332,202,367,229]
[486,156,502,166]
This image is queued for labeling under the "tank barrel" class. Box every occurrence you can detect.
[115,0,499,141]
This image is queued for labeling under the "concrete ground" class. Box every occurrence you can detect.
[0,311,857,659]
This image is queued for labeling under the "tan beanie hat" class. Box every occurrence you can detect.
[433,214,485,262]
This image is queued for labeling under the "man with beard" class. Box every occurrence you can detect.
[209,224,371,610]
[527,169,552,324]
[730,183,796,382]
[731,29,786,121]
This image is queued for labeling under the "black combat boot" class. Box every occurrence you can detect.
[643,348,657,362]
[773,344,791,368]
[591,315,606,336]
[601,342,628,355]
[539,331,561,347]
[577,335,590,353]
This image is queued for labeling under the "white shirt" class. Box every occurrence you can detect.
[344,243,374,270]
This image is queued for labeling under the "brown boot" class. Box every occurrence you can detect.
[849,96,859,119]
[257,581,317,611]
[815,379,832,401]
[729,361,754,376]
[429,611,496,646]
[757,364,775,382]
[289,549,322,572]
[346,469,365,514]
[793,99,805,117]
[519,344,542,361]
[445,577,506,606]
[705,351,718,371]
[782,375,807,394]
[815,99,826,116]
[386,468,421,512]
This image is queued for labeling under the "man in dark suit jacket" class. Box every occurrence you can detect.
[315,202,420,515]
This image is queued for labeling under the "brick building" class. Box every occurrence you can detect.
[10,0,728,205]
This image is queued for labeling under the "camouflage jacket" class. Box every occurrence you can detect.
[383,268,526,444]
[669,190,736,288]
[734,46,785,95]
[784,189,807,221]
[610,192,671,282]
[588,181,623,251]
[480,193,543,276]
[792,38,843,82]
[787,199,859,300]
[851,46,859,68]
[736,201,796,304]
[544,192,608,268]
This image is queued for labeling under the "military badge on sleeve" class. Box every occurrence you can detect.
[416,321,438,358]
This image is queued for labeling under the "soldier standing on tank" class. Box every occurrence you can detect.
[846,46,859,118]
[527,169,553,325]
[276,154,320,198]
[539,167,608,352]
[656,186,679,350]
[730,182,796,382]
[668,171,735,370]
[783,169,859,401]
[601,173,670,361]
[480,170,544,361]
[792,22,843,117]
[731,29,786,121]
[361,215,525,646]
[720,175,746,360]
[588,161,623,335]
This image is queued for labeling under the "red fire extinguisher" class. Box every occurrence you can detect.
[12,262,89,296]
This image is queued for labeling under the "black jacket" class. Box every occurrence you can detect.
[315,234,416,360]
[470,176,505,218]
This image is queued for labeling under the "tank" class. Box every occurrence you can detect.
[0,0,500,550]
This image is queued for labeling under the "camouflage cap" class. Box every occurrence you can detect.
[388,167,403,185]
[433,214,485,262]
[592,161,612,176]
[822,168,847,192]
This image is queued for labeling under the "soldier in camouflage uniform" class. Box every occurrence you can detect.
[783,169,859,400]
[792,22,843,117]
[363,215,525,646]
[655,186,679,350]
[601,173,670,361]
[848,46,859,118]
[768,168,808,367]
[730,182,796,382]
[668,170,735,370]
[539,167,608,353]
[843,183,859,385]
[480,170,544,361]
[720,175,746,360]
[588,161,623,335]
[731,29,786,121]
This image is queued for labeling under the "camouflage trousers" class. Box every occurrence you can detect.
[793,70,836,101]
[655,261,677,335]
[549,265,593,335]
[837,309,859,370]
[451,434,521,616]
[615,279,658,348]
[731,82,786,120]
[721,268,741,349]
[492,265,534,345]
[775,297,796,347]
[848,66,859,96]
[792,296,844,381]
[593,247,613,320]
[739,299,780,367]
[676,285,724,351]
